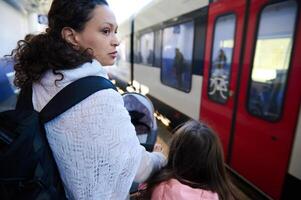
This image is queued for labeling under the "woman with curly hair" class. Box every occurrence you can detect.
[10,0,166,199]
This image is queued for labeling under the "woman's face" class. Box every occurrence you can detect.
[75,5,119,66]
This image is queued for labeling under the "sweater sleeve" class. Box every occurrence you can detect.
[44,89,166,200]
[134,151,166,183]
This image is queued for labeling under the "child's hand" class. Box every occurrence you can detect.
[153,143,163,153]
[154,143,168,166]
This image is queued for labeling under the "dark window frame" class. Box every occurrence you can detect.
[192,15,207,76]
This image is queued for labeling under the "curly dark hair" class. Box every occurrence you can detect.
[10,0,108,88]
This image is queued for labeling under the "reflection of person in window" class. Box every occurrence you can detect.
[209,49,228,102]
[213,49,227,77]
[147,49,153,65]
[136,51,142,63]
[174,48,184,88]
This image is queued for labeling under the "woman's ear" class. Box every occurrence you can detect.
[61,27,80,48]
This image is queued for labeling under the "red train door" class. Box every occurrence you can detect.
[200,0,247,159]
[200,0,301,199]
[231,0,300,199]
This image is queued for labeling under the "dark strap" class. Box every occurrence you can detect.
[16,83,34,111]
[39,76,116,123]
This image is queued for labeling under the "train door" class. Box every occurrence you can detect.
[200,0,247,159]
[231,0,300,199]
[201,0,301,199]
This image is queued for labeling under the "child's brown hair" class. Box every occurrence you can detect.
[140,120,240,200]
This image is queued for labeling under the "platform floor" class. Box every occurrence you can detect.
[155,120,173,157]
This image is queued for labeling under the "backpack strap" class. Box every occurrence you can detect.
[16,83,34,111]
[39,76,117,123]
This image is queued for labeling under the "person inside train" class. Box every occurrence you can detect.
[147,49,154,65]
[138,120,241,200]
[212,49,227,78]
[10,0,166,199]
[173,48,184,88]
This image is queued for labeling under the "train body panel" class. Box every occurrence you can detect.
[108,61,131,83]
[229,1,300,199]
[200,0,246,160]
[134,64,202,120]
[135,0,209,32]
[289,108,301,180]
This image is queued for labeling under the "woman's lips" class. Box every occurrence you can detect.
[109,51,117,59]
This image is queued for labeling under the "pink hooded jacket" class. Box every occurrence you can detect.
[151,179,219,200]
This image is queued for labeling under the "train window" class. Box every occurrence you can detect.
[208,14,236,104]
[247,1,297,121]
[154,30,162,67]
[139,32,154,66]
[117,36,130,63]
[161,21,194,92]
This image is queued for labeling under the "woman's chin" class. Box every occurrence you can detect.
[97,59,115,66]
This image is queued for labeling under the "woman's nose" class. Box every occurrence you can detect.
[111,35,120,47]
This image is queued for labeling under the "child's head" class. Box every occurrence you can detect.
[141,120,238,200]
[167,120,226,188]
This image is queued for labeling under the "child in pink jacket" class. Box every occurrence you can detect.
[139,120,240,200]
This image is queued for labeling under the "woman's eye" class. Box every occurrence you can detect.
[102,29,110,35]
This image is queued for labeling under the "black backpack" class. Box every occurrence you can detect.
[0,76,116,200]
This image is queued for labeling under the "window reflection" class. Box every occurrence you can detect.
[139,32,154,65]
[154,30,162,67]
[208,14,236,103]
[161,21,194,92]
[248,1,297,120]
[117,36,130,63]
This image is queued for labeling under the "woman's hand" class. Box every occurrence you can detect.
[153,143,163,153]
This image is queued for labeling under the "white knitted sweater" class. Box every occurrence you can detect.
[32,60,166,200]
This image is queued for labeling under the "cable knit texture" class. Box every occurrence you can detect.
[32,60,166,200]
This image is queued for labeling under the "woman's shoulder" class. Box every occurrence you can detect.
[87,86,123,106]
[151,178,219,200]
[33,76,121,109]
